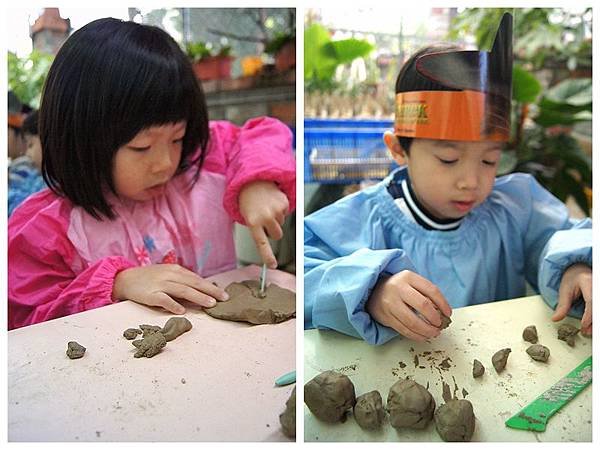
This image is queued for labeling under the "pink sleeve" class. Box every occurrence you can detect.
[203,117,296,224]
[8,194,136,330]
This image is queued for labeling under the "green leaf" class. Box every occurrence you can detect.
[535,109,592,127]
[327,39,373,64]
[512,66,541,103]
[545,78,592,107]
[304,23,333,79]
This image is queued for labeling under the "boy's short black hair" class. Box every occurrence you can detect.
[394,45,460,154]
[22,110,39,136]
[40,18,209,219]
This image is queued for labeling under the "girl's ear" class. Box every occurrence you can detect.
[383,131,406,165]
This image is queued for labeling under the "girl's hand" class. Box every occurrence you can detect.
[239,180,290,269]
[112,264,229,315]
[552,263,592,336]
[366,270,453,342]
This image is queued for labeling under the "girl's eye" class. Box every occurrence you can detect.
[129,146,150,152]
[173,138,184,144]
[438,157,457,165]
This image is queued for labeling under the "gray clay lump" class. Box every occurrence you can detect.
[160,317,192,342]
[354,390,386,430]
[304,370,356,423]
[472,359,485,378]
[66,341,86,359]
[132,332,167,358]
[492,348,511,373]
[434,399,476,442]
[522,325,538,344]
[387,379,435,429]
[557,323,579,347]
[279,386,296,438]
[123,328,142,340]
[526,344,550,362]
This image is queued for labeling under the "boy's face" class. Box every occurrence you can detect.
[385,134,502,220]
[113,121,185,201]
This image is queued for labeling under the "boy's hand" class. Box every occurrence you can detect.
[552,263,592,336]
[239,180,289,269]
[112,264,229,314]
[366,270,453,342]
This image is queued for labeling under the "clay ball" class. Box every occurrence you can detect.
[66,341,86,359]
[522,325,538,344]
[526,344,550,362]
[304,371,356,423]
[557,323,579,347]
[472,359,485,378]
[434,399,476,442]
[492,348,511,373]
[354,390,385,430]
[387,379,435,429]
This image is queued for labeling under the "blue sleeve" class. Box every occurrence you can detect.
[304,189,415,345]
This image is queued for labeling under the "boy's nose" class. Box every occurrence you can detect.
[457,172,478,190]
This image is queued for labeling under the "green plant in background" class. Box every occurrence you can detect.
[304,23,374,92]
[264,31,295,55]
[8,50,54,109]
[185,41,232,62]
[449,8,592,216]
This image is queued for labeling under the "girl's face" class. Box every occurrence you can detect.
[387,136,502,220]
[113,121,185,201]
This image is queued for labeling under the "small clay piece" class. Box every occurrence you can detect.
[139,324,162,337]
[387,379,435,429]
[205,280,295,325]
[160,317,192,342]
[279,387,296,438]
[434,399,476,442]
[354,390,385,430]
[557,323,579,347]
[123,328,142,340]
[472,359,484,378]
[132,332,167,358]
[66,341,86,359]
[491,348,511,373]
[526,344,550,362]
[304,371,356,423]
[432,304,451,329]
[522,325,538,344]
[442,381,453,403]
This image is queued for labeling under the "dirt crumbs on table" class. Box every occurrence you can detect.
[66,341,86,359]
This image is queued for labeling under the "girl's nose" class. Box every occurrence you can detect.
[151,147,175,173]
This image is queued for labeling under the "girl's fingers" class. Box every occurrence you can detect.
[164,282,218,308]
[249,225,277,269]
[152,292,186,315]
[407,272,452,318]
[165,265,229,301]
[264,219,284,241]
[390,296,440,339]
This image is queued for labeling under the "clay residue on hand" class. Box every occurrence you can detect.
[304,370,356,423]
[279,386,296,439]
[66,341,86,359]
[557,323,579,347]
[354,390,385,430]
[160,317,192,342]
[492,348,511,373]
[434,399,475,442]
[526,344,550,362]
[387,379,435,430]
[472,359,485,378]
[123,328,142,340]
[132,332,167,358]
[522,325,538,344]
[204,280,295,325]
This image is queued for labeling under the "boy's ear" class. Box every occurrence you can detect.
[383,131,406,165]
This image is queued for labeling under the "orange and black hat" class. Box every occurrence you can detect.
[394,13,513,142]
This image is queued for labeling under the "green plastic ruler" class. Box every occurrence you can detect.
[505,356,592,432]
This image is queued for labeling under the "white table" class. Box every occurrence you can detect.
[8,265,296,442]
[304,295,591,442]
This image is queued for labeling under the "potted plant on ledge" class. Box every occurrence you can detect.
[186,42,234,81]
[265,32,296,72]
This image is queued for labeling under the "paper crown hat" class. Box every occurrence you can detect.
[394,12,513,141]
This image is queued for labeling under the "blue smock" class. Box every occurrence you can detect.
[304,168,592,345]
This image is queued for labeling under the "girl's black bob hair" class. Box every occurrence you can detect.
[394,45,460,154]
[40,18,209,219]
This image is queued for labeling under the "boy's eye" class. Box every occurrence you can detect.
[483,160,498,166]
[437,157,457,165]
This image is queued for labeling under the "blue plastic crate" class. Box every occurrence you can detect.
[304,118,394,129]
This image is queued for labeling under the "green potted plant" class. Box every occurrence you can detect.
[185,42,234,81]
[265,32,296,72]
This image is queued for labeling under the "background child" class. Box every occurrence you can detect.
[304,14,591,345]
[8,18,296,329]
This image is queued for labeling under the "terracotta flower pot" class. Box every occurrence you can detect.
[275,41,296,72]
[193,56,234,81]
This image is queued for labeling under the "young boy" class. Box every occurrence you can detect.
[304,13,592,345]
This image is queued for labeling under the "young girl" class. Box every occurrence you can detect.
[8,18,296,330]
[304,14,592,345]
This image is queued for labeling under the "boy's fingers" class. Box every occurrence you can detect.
[401,288,441,328]
[250,226,277,269]
[552,282,573,321]
[581,324,592,336]
[580,303,592,330]
[387,311,428,342]
[408,272,452,318]
[391,298,440,339]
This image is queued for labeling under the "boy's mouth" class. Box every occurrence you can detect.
[451,200,475,212]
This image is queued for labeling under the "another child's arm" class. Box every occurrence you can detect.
[551,263,592,335]
[304,190,451,345]
[206,118,295,268]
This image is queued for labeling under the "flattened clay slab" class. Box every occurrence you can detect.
[434,399,475,442]
[354,390,385,430]
[472,359,484,378]
[204,280,295,325]
[66,341,86,359]
[522,325,538,344]
[492,348,511,373]
[387,379,435,430]
[526,344,550,362]
[279,387,296,438]
[304,371,356,423]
